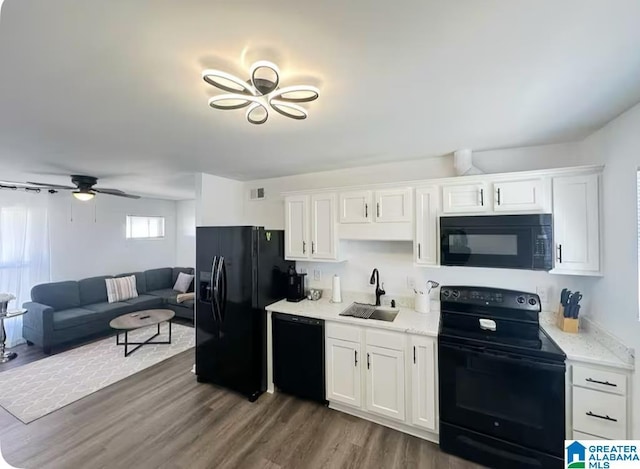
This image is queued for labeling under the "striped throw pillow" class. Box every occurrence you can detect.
[105,275,139,303]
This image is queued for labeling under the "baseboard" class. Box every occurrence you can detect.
[328,402,439,444]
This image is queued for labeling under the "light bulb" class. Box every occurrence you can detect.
[73,190,95,201]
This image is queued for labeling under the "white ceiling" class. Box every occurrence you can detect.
[1,0,639,199]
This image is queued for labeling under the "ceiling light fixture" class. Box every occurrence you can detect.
[73,189,95,201]
[202,61,319,125]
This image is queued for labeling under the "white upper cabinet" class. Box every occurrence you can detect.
[326,337,362,408]
[493,178,545,212]
[310,193,337,260]
[374,188,413,223]
[415,187,439,265]
[552,174,600,274]
[339,190,373,224]
[410,336,437,431]
[284,195,310,260]
[441,182,489,213]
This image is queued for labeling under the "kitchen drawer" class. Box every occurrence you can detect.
[573,364,627,396]
[326,322,361,342]
[365,328,405,350]
[573,387,626,440]
[573,430,608,440]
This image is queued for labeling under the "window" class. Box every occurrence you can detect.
[126,216,165,239]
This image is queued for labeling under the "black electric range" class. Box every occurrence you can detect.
[438,286,566,469]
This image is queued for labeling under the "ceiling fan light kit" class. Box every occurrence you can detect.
[202,60,319,125]
[0,175,140,200]
[72,189,95,201]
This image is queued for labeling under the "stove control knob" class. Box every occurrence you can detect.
[528,297,537,306]
[452,290,460,299]
[442,289,450,298]
[516,296,525,305]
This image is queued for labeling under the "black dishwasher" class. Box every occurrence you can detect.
[272,313,325,403]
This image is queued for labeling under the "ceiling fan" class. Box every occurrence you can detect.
[0,175,140,201]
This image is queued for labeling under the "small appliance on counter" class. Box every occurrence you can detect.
[557,288,582,333]
[307,288,322,301]
[286,265,306,302]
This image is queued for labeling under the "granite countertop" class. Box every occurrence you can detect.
[540,311,634,371]
[266,296,440,337]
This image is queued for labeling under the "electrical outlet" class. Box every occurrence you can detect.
[536,286,548,304]
[407,276,416,290]
[313,269,321,281]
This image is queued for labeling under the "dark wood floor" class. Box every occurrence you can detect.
[1,341,482,469]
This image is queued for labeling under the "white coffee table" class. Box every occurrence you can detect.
[0,308,27,364]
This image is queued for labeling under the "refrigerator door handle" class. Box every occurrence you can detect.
[220,256,228,324]
[212,256,221,322]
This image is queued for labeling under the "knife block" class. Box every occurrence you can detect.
[556,304,579,333]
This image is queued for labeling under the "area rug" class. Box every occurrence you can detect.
[0,323,194,424]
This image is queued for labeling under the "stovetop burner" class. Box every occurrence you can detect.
[439,286,566,362]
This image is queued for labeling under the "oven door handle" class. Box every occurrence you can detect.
[441,342,565,372]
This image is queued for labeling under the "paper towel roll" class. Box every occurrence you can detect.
[331,275,342,303]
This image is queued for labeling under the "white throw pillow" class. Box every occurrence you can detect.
[173,272,194,293]
[105,275,139,303]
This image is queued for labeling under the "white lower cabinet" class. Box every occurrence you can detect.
[326,336,362,408]
[325,322,438,438]
[410,335,437,431]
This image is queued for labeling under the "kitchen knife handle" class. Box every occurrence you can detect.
[480,188,484,206]
[496,188,501,206]
[556,244,563,263]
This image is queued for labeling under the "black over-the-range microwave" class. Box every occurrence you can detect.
[440,214,553,271]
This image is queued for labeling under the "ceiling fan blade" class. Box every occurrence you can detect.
[95,188,141,199]
[26,181,76,190]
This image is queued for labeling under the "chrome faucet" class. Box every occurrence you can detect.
[369,268,385,306]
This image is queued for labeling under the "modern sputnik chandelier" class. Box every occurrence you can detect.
[202,61,319,124]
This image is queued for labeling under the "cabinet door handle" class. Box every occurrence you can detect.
[480,188,484,206]
[496,188,501,206]
[586,411,618,422]
[311,241,315,254]
[354,350,358,366]
[365,204,368,218]
[413,346,416,364]
[367,353,370,369]
[586,377,617,387]
[376,203,380,218]
[302,241,306,254]
[418,243,421,259]
[556,244,562,263]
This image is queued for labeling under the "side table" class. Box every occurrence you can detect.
[0,308,27,364]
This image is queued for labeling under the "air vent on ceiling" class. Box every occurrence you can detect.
[249,187,265,200]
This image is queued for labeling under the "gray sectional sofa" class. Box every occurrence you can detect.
[22,267,194,354]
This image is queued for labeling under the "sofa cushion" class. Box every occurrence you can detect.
[84,301,134,318]
[123,294,164,310]
[31,281,81,311]
[105,276,138,303]
[172,268,195,292]
[53,307,101,331]
[78,276,112,306]
[116,272,147,294]
[145,268,173,291]
[148,288,178,301]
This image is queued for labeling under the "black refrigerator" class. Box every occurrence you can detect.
[195,226,289,401]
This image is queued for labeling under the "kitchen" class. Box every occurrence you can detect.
[194,148,634,469]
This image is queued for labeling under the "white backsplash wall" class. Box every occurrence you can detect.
[295,240,597,312]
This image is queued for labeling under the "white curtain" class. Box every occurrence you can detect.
[0,191,50,347]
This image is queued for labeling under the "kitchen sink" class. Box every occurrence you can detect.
[369,309,399,322]
[339,303,399,322]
